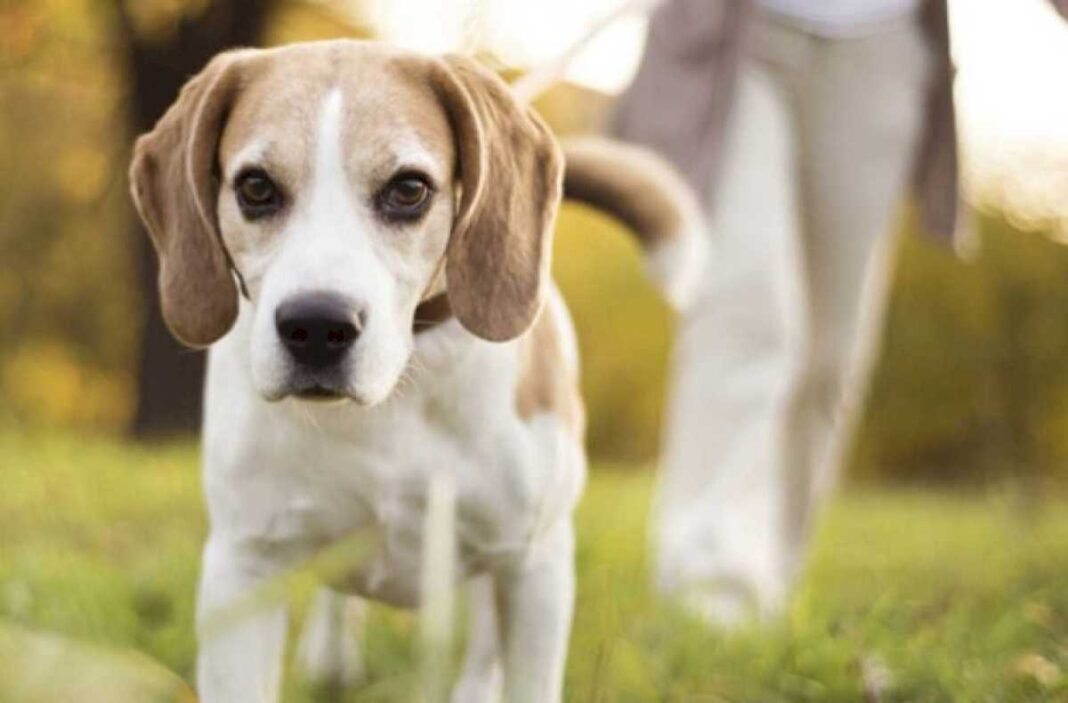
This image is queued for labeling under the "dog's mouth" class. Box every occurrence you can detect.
[262,375,352,403]
[258,357,406,407]
[293,384,346,402]
[272,378,384,406]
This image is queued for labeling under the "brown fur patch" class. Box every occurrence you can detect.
[562,137,700,249]
[428,55,565,342]
[516,303,585,438]
[129,52,250,347]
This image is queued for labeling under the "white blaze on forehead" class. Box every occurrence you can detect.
[315,88,347,198]
[304,86,368,243]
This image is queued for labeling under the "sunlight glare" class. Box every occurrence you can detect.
[364,0,1068,222]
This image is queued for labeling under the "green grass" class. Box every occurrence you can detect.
[2,430,1068,701]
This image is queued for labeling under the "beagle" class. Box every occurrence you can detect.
[129,40,706,703]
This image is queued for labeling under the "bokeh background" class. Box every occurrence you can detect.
[4,0,1068,486]
[3,1,1068,700]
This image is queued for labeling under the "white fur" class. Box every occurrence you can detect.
[642,162,710,312]
[645,220,710,312]
[196,88,584,703]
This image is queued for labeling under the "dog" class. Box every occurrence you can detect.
[129,40,706,703]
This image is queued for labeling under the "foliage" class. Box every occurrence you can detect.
[5,1,1068,485]
[853,214,1068,487]
[1,0,139,429]
[2,431,1068,701]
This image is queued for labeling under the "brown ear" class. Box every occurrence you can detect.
[432,55,564,342]
[128,51,247,348]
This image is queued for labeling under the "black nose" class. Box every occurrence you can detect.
[275,293,362,368]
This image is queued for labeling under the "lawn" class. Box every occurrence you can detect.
[1,429,1067,702]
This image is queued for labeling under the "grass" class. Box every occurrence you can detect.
[2,430,1068,701]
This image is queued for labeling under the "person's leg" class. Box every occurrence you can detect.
[656,14,934,624]
[777,16,934,584]
[654,21,806,623]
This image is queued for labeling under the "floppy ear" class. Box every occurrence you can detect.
[128,51,247,348]
[432,55,564,342]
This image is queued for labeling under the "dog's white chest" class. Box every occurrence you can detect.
[203,320,580,606]
[257,422,553,605]
[204,338,581,609]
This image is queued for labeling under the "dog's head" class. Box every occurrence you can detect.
[129,42,563,405]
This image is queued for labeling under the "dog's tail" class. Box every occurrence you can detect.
[561,137,709,311]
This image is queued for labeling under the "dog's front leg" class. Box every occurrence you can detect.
[495,522,576,703]
[453,574,503,703]
[196,536,289,703]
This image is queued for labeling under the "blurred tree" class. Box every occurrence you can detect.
[114,0,279,436]
[972,215,1068,503]
[851,213,1068,492]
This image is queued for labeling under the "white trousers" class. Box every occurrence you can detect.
[654,12,933,621]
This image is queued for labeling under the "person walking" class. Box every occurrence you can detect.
[613,0,963,624]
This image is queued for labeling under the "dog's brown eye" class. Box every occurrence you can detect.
[235,169,283,219]
[378,174,433,221]
[240,175,274,203]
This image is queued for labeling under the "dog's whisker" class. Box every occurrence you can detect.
[393,370,417,401]
[290,397,325,434]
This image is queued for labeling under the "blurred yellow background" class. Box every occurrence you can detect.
[2,0,1068,488]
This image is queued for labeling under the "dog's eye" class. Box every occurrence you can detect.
[378,173,433,221]
[235,169,283,219]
